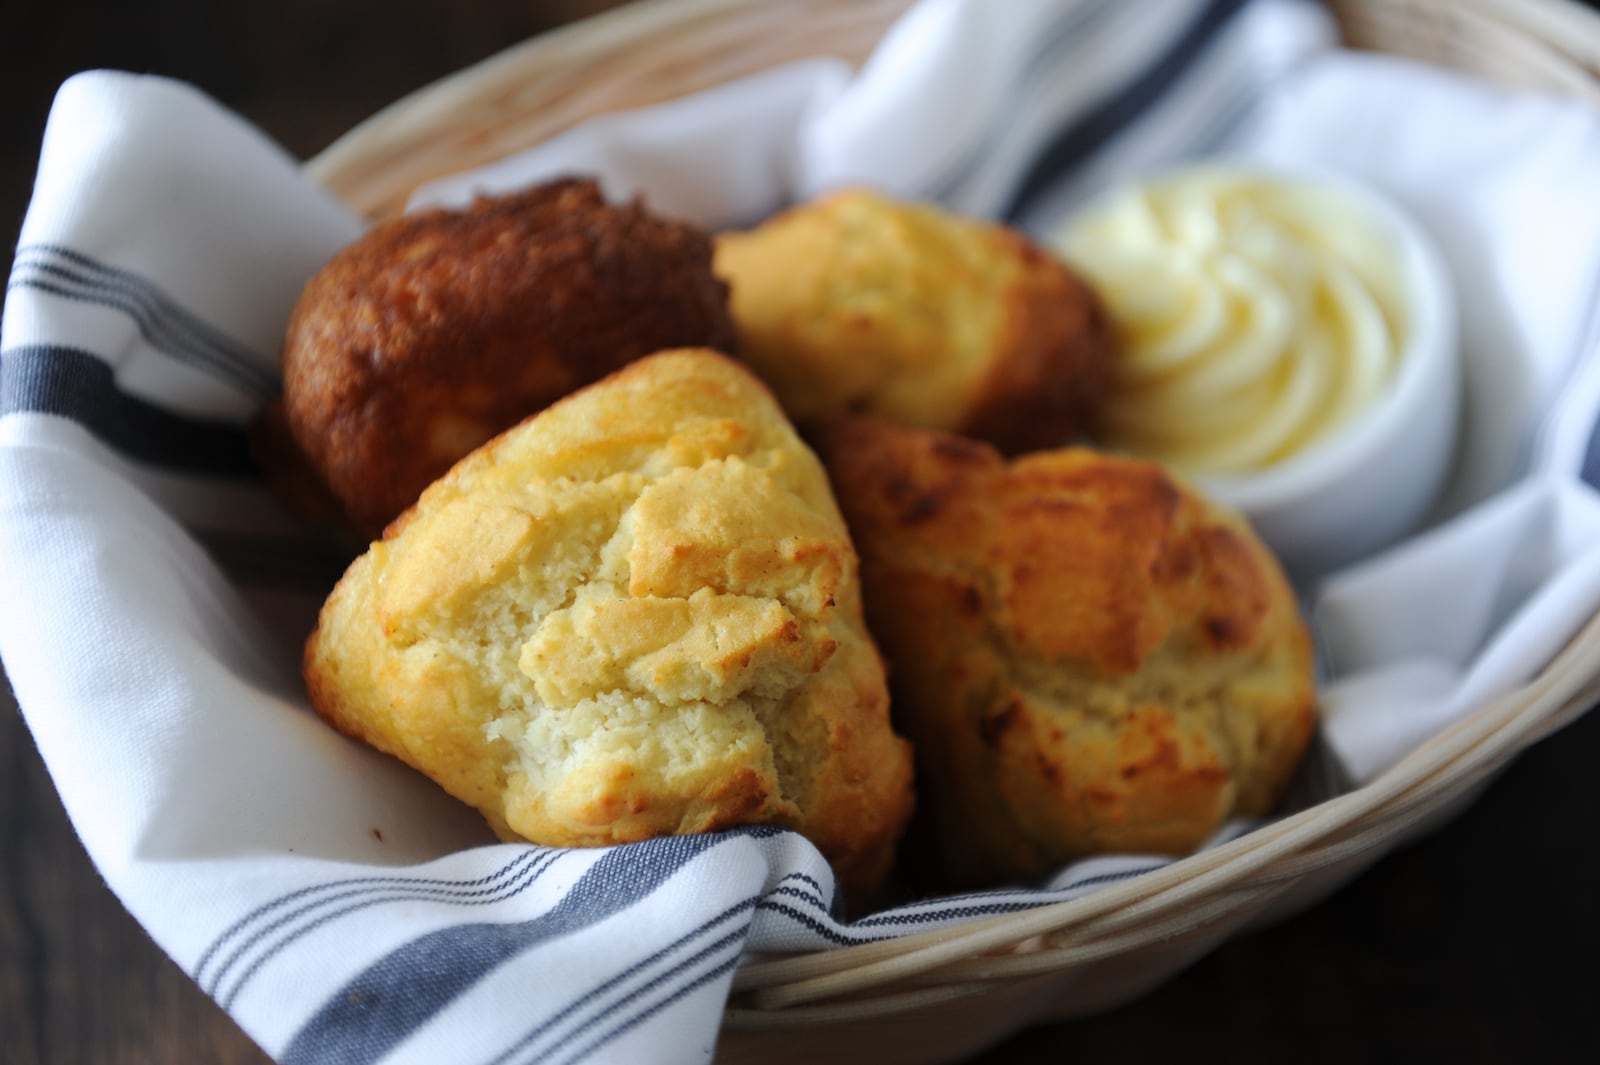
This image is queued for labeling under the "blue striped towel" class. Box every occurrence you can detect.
[5,1,1600,1062]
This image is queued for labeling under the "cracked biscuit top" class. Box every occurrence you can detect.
[303,349,913,905]
[813,416,1315,889]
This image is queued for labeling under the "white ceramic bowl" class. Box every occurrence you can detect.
[1060,164,1460,584]
[1196,168,1458,582]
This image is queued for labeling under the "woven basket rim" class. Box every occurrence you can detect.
[305,0,914,220]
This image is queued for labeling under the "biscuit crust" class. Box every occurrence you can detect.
[304,350,913,904]
[280,178,737,536]
[814,417,1316,889]
[714,188,1114,453]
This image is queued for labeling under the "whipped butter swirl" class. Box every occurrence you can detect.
[1054,166,1407,474]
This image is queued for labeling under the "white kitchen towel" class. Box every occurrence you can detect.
[5,2,1600,1063]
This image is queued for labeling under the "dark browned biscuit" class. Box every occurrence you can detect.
[279,178,737,536]
[813,417,1317,889]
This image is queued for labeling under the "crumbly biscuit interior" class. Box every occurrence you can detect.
[310,352,885,853]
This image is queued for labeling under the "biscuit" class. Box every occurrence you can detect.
[304,350,914,905]
[813,417,1316,888]
[713,188,1114,453]
[278,178,737,537]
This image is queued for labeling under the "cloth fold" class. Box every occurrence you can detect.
[5,1,1600,1062]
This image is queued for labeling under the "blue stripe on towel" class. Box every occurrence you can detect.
[747,860,1168,947]
[212,852,563,1009]
[485,900,755,1065]
[921,0,1125,204]
[194,852,546,990]
[537,948,743,1065]
[0,344,258,476]
[1581,416,1600,489]
[1002,0,1251,221]
[9,244,278,401]
[279,830,774,1065]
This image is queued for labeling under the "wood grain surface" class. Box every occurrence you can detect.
[3,2,1600,1063]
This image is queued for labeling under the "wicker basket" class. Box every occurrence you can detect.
[302,2,1600,1062]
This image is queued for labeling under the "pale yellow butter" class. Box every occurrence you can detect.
[1054,166,1407,474]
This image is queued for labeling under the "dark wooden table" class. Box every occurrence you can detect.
[4,2,1600,1062]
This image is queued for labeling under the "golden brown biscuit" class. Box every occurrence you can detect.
[304,350,914,905]
[713,187,1114,453]
[812,417,1316,889]
[279,178,737,537]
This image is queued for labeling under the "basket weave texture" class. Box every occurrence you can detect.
[303,2,1600,1062]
